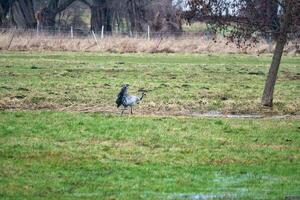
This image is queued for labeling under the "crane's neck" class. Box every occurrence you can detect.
[120,87,128,97]
[140,92,145,100]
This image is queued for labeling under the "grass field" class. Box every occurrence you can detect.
[0,51,299,115]
[0,52,300,199]
[1,111,300,199]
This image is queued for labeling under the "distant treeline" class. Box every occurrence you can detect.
[0,0,185,34]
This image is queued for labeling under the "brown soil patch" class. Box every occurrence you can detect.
[280,71,300,81]
[1,102,300,119]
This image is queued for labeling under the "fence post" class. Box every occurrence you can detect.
[70,26,74,39]
[267,35,272,53]
[92,30,100,49]
[101,26,104,39]
[115,24,118,35]
[147,25,150,41]
[36,22,39,37]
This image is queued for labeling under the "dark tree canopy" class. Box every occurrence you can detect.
[187,0,300,43]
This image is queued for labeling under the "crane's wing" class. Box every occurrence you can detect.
[116,97,122,108]
[124,95,140,106]
[116,86,128,107]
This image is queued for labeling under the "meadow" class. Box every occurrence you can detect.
[0,52,300,199]
[1,111,300,199]
[0,51,299,115]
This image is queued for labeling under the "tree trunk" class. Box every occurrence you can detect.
[0,3,4,26]
[10,0,36,28]
[90,5,102,31]
[0,0,13,26]
[261,2,292,107]
[261,35,286,106]
[38,0,76,29]
[90,0,112,32]
[38,8,56,28]
[37,0,60,28]
[127,0,146,33]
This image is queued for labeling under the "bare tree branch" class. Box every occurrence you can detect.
[56,0,76,14]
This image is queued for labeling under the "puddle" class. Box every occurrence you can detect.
[210,172,281,199]
[213,172,256,185]
[142,191,241,200]
[3,104,299,119]
[191,111,299,119]
[191,111,261,119]
[169,193,238,199]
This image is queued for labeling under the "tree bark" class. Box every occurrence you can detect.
[261,34,286,106]
[0,3,4,26]
[38,0,76,28]
[90,0,112,32]
[10,0,36,28]
[127,0,146,33]
[261,2,292,107]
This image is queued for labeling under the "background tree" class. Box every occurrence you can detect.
[10,0,37,28]
[144,0,182,33]
[80,0,181,33]
[80,0,112,32]
[56,1,89,30]
[1,0,37,28]
[1,0,182,33]
[37,0,76,28]
[0,0,11,26]
[187,0,300,107]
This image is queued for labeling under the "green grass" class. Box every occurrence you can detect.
[0,111,300,199]
[0,51,299,199]
[0,51,299,114]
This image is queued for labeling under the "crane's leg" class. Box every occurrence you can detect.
[121,108,126,115]
[130,106,133,115]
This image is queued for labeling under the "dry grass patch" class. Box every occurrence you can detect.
[1,31,300,54]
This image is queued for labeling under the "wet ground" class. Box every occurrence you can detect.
[190,111,300,119]
[2,104,300,119]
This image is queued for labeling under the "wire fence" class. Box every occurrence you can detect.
[0,25,216,40]
[1,24,299,42]
[1,26,299,54]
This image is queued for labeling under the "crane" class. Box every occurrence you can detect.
[116,84,146,115]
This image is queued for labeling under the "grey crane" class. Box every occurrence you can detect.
[116,84,146,115]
